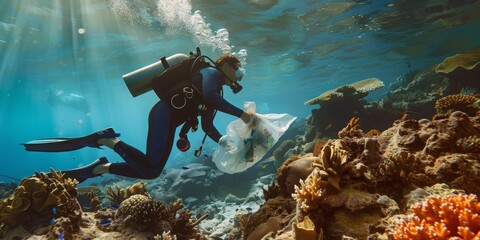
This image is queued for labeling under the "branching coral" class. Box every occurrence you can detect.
[262,182,281,201]
[292,168,328,213]
[338,117,364,138]
[434,94,478,114]
[106,181,148,205]
[106,185,127,205]
[457,135,480,153]
[312,140,353,191]
[394,194,480,239]
[154,231,177,240]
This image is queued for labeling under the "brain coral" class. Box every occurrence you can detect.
[394,194,480,239]
[130,199,171,224]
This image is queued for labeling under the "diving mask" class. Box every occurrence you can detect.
[235,67,246,81]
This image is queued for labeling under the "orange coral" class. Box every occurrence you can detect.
[394,194,480,240]
[435,94,478,114]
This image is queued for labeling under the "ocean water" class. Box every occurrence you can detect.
[0,0,479,182]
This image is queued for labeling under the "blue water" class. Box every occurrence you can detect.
[0,0,479,181]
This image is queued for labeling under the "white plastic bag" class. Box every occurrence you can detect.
[213,102,297,174]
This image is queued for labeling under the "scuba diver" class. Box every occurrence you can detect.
[23,52,253,183]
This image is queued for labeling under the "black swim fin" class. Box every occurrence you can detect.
[22,128,120,152]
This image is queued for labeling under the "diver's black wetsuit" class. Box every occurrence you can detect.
[109,67,243,179]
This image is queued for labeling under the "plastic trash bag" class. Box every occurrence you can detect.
[213,102,297,174]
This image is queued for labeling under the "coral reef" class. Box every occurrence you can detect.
[248,103,480,239]
[304,78,385,139]
[394,194,480,239]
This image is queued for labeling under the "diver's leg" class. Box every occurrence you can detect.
[99,101,176,179]
[145,102,177,173]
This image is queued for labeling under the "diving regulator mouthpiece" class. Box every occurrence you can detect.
[230,82,243,94]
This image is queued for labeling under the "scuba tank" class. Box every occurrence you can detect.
[122,53,190,97]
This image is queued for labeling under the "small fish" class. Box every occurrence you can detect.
[111,204,120,209]
[182,166,189,170]
[99,219,112,226]
[246,207,252,211]
[83,205,92,210]
[58,232,64,240]
[203,154,208,158]
[261,164,268,169]
[52,207,57,214]
[50,218,55,224]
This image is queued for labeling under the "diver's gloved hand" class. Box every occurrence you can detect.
[241,111,256,127]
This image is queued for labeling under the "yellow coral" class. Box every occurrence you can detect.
[292,168,328,212]
[394,194,480,240]
[435,94,478,113]
[293,216,317,240]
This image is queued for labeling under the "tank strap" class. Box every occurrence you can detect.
[160,57,169,69]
